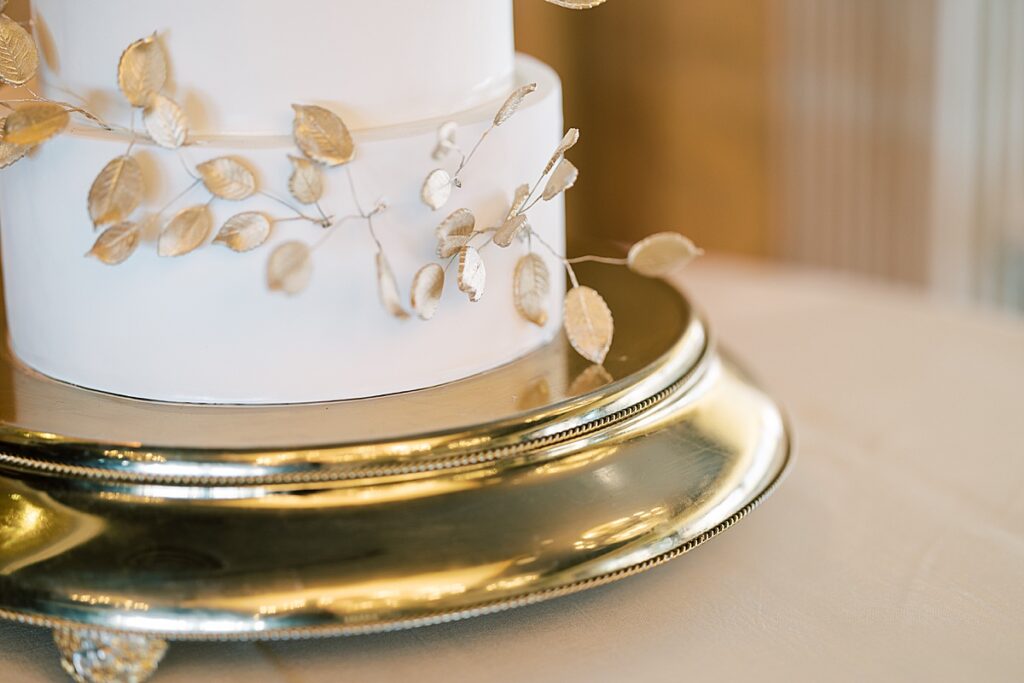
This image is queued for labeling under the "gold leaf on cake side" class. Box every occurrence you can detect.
[213,212,272,253]
[0,116,28,168]
[87,221,141,265]
[158,204,213,257]
[432,121,458,161]
[564,286,613,365]
[287,155,323,205]
[435,207,475,258]
[291,104,354,167]
[3,101,69,146]
[118,34,168,107]
[513,253,551,326]
[197,157,257,201]
[627,232,703,278]
[495,214,528,248]
[421,168,452,211]
[543,128,580,176]
[457,245,486,302]
[142,93,188,149]
[376,251,410,320]
[493,83,537,127]
[267,240,312,295]
[507,183,531,221]
[0,13,38,86]
[542,159,578,201]
[411,263,445,321]
[87,155,144,227]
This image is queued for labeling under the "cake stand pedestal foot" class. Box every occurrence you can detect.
[53,628,168,683]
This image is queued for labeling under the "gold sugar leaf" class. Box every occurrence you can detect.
[513,253,551,326]
[214,212,272,253]
[564,286,614,365]
[435,207,475,258]
[432,121,458,161]
[158,204,213,257]
[411,263,445,321]
[627,232,703,278]
[543,128,580,176]
[87,155,144,227]
[0,117,28,168]
[287,155,323,205]
[3,101,69,146]
[267,241,312,295]
[197,156,257,200]
[545,0,609,7]
[507,183,531,220]
[0,13,39,86]
[495,214,527,248]
[118,34,168,107]
[87,221,140,265]
[569,364,615,396]
[457,245,486,302]
[376,251,410,320]
[494,83,537,127]
[542,158,578,201]
[142,93,188,149]
[291,104,354,167]
[421,168,452,211]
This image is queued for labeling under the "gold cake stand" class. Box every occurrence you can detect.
[0,265,790,683]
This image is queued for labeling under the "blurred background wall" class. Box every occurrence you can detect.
[516,0,1024,312]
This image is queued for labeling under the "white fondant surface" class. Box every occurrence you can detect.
[0,57,566,404]
[31,0,516,134]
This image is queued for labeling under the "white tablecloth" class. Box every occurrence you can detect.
[3,257,1023,682]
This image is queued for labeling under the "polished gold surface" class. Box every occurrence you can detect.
[0,270,790,641]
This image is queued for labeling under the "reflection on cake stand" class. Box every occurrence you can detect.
[0,265,790,682]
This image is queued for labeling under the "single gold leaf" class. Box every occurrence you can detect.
[3,101,69,146]
[435,208,475,258]
[0,116,28,168]
[457,245,486,302]
[627,232,703,278]
[495,214,528,248]
[543,128,580,176]
[421,168,452,211]
[432,121,458,161]
[267,241,312,295]
[214,212,272,252]
[118,34,167,107]
[142,93,187,149]
[493,83,537,126]
[569,364,615,396]
[507,183,531,220]
[514,253,551,326]
[87,221,140,265]
[542,159,578,201]
[158,204,213,257]
[564,286,614,365]
[87,155,144,227]
[544,0,609,7]
[197,157,257,200]
[287,155,323,205]
[376,252,410,320]
[0,14,38,86]
[291,104,354,166]
[411,263,445,321]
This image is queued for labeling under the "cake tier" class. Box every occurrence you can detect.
[31,0,516,134]
[0,56,565,404]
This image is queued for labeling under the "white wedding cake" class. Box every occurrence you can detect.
[0,0,569,403]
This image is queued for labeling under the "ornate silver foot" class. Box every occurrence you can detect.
[53,628,168,683]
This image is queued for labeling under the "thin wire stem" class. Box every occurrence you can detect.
[155,179,201,217]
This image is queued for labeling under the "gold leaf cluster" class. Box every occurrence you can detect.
[0,13,38,86]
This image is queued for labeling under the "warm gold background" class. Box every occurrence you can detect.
[515,0,771,255]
